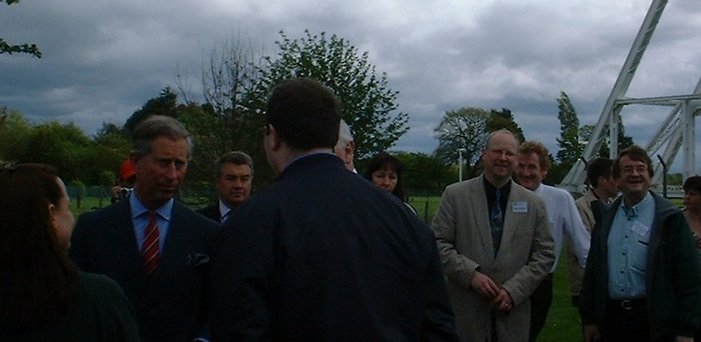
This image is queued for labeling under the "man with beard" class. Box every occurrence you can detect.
[581,145,701,341]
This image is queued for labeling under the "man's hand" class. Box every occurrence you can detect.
[492,288,513,312]
[583,324,601,342]
[470,271,499,299]
[675,336,693,342]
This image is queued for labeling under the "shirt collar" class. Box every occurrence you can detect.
[129,194,174,221]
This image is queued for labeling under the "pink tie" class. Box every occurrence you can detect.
[142,211,160,276]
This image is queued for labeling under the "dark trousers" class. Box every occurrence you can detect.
[601,298,650,342]
[528,273,553,342]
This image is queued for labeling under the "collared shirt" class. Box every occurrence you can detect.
[130,193,173,251]
[607,192,654,299]
[218,200,232,223]
[534,184,590,272]
[483,178,511,218]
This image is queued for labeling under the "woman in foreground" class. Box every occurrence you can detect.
[0,163,138,341]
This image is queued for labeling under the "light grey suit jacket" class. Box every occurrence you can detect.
[431,175,554,342]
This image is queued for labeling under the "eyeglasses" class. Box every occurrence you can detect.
[621,165,648,175]
[488,149,515,158]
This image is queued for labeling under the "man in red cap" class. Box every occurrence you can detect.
[111,159,137,203]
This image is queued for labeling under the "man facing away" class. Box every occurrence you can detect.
[431,129,554,342]
[581,145,701,341]
[513,140,591,342]
[209,78,458,341]
[197,151,254,223]
[568,157,618,307]
[70,115,220,342]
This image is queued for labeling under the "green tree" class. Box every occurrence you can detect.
[395,152,453,194]
[486,108,525,142]
[0,108,32,162]
[434,107,490,179]
[124,87,178,133]
[556,91,583,166]
[1,0,41,58]
[24,122,97,183]
[254,30,409,160]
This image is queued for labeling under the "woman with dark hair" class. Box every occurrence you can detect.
[684,175,701,248]
[683,175,701,342]
[0,164,138,341]
[363,152,417,215]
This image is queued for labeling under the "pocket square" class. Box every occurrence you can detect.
[186,253,210,267]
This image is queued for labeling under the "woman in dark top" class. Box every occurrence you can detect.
[0,163,138,341]
[363,152,417,215]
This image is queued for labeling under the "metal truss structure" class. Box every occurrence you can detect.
[559,0,701,192]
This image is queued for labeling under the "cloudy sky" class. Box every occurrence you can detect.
[1,0,700,170]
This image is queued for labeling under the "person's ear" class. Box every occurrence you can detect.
[267,124,282,151]
[48,203,58,231]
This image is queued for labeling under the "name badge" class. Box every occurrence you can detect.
[631,221,650,237]
[512,201,528,213]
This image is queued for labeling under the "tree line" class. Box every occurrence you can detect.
[2,27,643,195]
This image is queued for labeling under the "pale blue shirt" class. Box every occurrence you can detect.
[218,200,232,223]
[130,193,173,252]
[607,192,654,299]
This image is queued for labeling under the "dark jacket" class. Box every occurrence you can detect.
[197,204,221,222]
[209,153,458,341]
[580,192,701,339]
[70,199,220,342]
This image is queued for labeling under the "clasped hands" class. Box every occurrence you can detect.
[470,271,513,312]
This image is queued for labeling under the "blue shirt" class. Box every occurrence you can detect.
[607,192,654,299]
[129,193,173,252]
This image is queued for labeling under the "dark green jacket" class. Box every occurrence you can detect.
[580,192,701,339]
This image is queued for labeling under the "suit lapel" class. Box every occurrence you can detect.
[471,176,496,259]
[495,181,519,262]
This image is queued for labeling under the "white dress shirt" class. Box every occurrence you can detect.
[534,184,590,272]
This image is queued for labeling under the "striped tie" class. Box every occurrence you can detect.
[142,211,160,276]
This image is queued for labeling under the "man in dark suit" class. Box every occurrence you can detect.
[197,151,254,223]
[209,78,458,341]
[70,115,219,342]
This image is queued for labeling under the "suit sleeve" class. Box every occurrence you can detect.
[579,210,604,325]
[563,194,590,268]
[209,214,274,341]
[668,213,701,336]
[69,213,93,271]
[431,185,480,290]
[420,230,460,341]
[502,198,555,304]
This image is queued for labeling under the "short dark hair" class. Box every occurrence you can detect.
[363,152,408,201]
[132,115,192,158]
[683,175,701,194]
[214,151,254,177]
[586,157,613,187]
[0,163,78,329]
[266,78,341,151]
[612,145,654,179]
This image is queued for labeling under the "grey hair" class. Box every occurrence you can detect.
[214,151,254,177]
[335,119,354,149]
[131,115,193,158]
